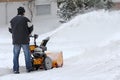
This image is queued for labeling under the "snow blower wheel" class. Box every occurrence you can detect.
[43,56,52,70]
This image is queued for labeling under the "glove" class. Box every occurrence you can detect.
[8,28,12,33]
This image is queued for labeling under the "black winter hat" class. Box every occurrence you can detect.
[17,7,25,15]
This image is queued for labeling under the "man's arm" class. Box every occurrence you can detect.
[8,23,12,33]
[8,28,12,33]
[27,22,33,34]
[25,17,34,34]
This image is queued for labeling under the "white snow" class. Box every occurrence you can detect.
[1,10,120,80]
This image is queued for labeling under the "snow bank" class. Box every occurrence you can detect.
[47,10,120,58]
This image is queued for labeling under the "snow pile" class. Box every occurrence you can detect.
[1,10,120,80]
[47,10,120,58]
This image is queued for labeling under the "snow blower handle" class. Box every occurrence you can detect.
[29,34,38,46]
[29,34,38,39]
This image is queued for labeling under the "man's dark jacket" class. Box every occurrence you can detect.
[9,15,33,44]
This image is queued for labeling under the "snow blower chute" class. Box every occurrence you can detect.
[29,34,63,70]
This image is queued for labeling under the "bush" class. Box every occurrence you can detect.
[57,0,114,22]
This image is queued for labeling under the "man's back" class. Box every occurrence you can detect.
[10,15,30,44]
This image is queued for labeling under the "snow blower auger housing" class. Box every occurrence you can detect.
[29,34,63,70]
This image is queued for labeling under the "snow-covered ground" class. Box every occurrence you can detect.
[1,10,120,80]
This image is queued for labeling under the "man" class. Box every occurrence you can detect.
[9,7,33,74]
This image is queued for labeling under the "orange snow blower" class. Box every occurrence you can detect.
[29,34,63,70]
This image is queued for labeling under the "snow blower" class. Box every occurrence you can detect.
[29,34,63,70]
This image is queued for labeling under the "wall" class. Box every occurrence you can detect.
[112,0,120,2]
[111,0,120,9]
[0,0,28,2]
[113,2,120,9]
[0,3,6,25]
[0,0,60,34]
[0,0,58,25]
[34,0,57,19]
[0,1,30,25]
[33,0,60,34]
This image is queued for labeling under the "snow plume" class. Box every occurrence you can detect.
[47,10,120,58]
